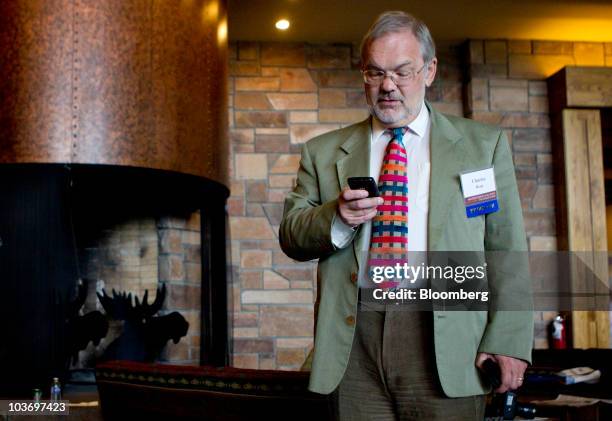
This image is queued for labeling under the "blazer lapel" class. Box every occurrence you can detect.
[427,103,468,251]
[335,118,371,271]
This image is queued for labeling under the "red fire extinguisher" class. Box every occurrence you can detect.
[551,315,567,349]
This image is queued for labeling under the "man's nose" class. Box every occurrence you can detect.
[380,74,397,92]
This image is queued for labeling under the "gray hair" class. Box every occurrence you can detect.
[360,11,436,67]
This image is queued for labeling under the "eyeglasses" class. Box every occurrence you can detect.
[361,62,428,86]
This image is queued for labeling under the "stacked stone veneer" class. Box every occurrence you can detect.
[464,40,612,348]
[157,212,202,364]
[227,41,463,369]
[228,39,612,367]
[77,211,202,367]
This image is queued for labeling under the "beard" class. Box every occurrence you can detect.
[368,92,423,126]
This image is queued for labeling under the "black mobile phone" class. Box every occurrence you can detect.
[347,177,379,197]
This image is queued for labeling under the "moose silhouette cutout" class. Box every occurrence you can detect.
[97,284,189,362]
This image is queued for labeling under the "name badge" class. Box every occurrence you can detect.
[459,167,499,218]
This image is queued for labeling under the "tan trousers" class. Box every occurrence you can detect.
[331,298,486,420]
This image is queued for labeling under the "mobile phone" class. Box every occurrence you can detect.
[347,177,379,197]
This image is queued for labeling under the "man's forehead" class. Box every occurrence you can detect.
[365,30,422,61]
[369,30,420,48]
[364,60,417,70]
[364,50,421,69]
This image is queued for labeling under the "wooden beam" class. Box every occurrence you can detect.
[548,67,612,114]
[566,67,612,108]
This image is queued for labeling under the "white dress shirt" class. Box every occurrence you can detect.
[331,101,431,255]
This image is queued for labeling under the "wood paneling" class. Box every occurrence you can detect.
[563,110,607,252]
[560,109,610,348]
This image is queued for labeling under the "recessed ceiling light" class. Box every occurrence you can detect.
[275,19,290,30]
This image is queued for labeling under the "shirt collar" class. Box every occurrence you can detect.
[371,100,430,142]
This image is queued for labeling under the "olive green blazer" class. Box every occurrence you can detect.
[279,102,533,397]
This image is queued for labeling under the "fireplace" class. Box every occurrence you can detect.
[0,0,229,397]
[0,163,231,396]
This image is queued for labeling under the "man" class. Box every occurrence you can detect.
[279,11,533,420]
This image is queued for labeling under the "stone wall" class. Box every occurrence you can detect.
[228,39,612,368]
[77,211,202,367]
[227,41,463,369]
[463,39,612,348]
[157,212,202,364]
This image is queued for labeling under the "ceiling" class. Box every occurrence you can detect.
[228,0,612,44]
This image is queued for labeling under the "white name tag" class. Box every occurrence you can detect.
[460,167,496,198]
[459,167,499,218]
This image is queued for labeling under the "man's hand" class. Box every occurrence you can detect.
[338,187,383,228]
[476,352,528,393]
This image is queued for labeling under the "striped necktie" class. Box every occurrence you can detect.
[368,127,409,290]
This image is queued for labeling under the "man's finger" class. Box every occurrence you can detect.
[495,355,527,392]
[340,208,367,224]
[501,377,522,392]
[365,208,378,221]
[355,209,378,224]
[344,207,379,226]
[495,384,509,394]
[511,366,526,390]
[348,197,383,210]
[341,188,369,201]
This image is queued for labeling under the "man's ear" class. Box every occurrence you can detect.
[424,57,437,88]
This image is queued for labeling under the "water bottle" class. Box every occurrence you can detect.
[50,377,62,401]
